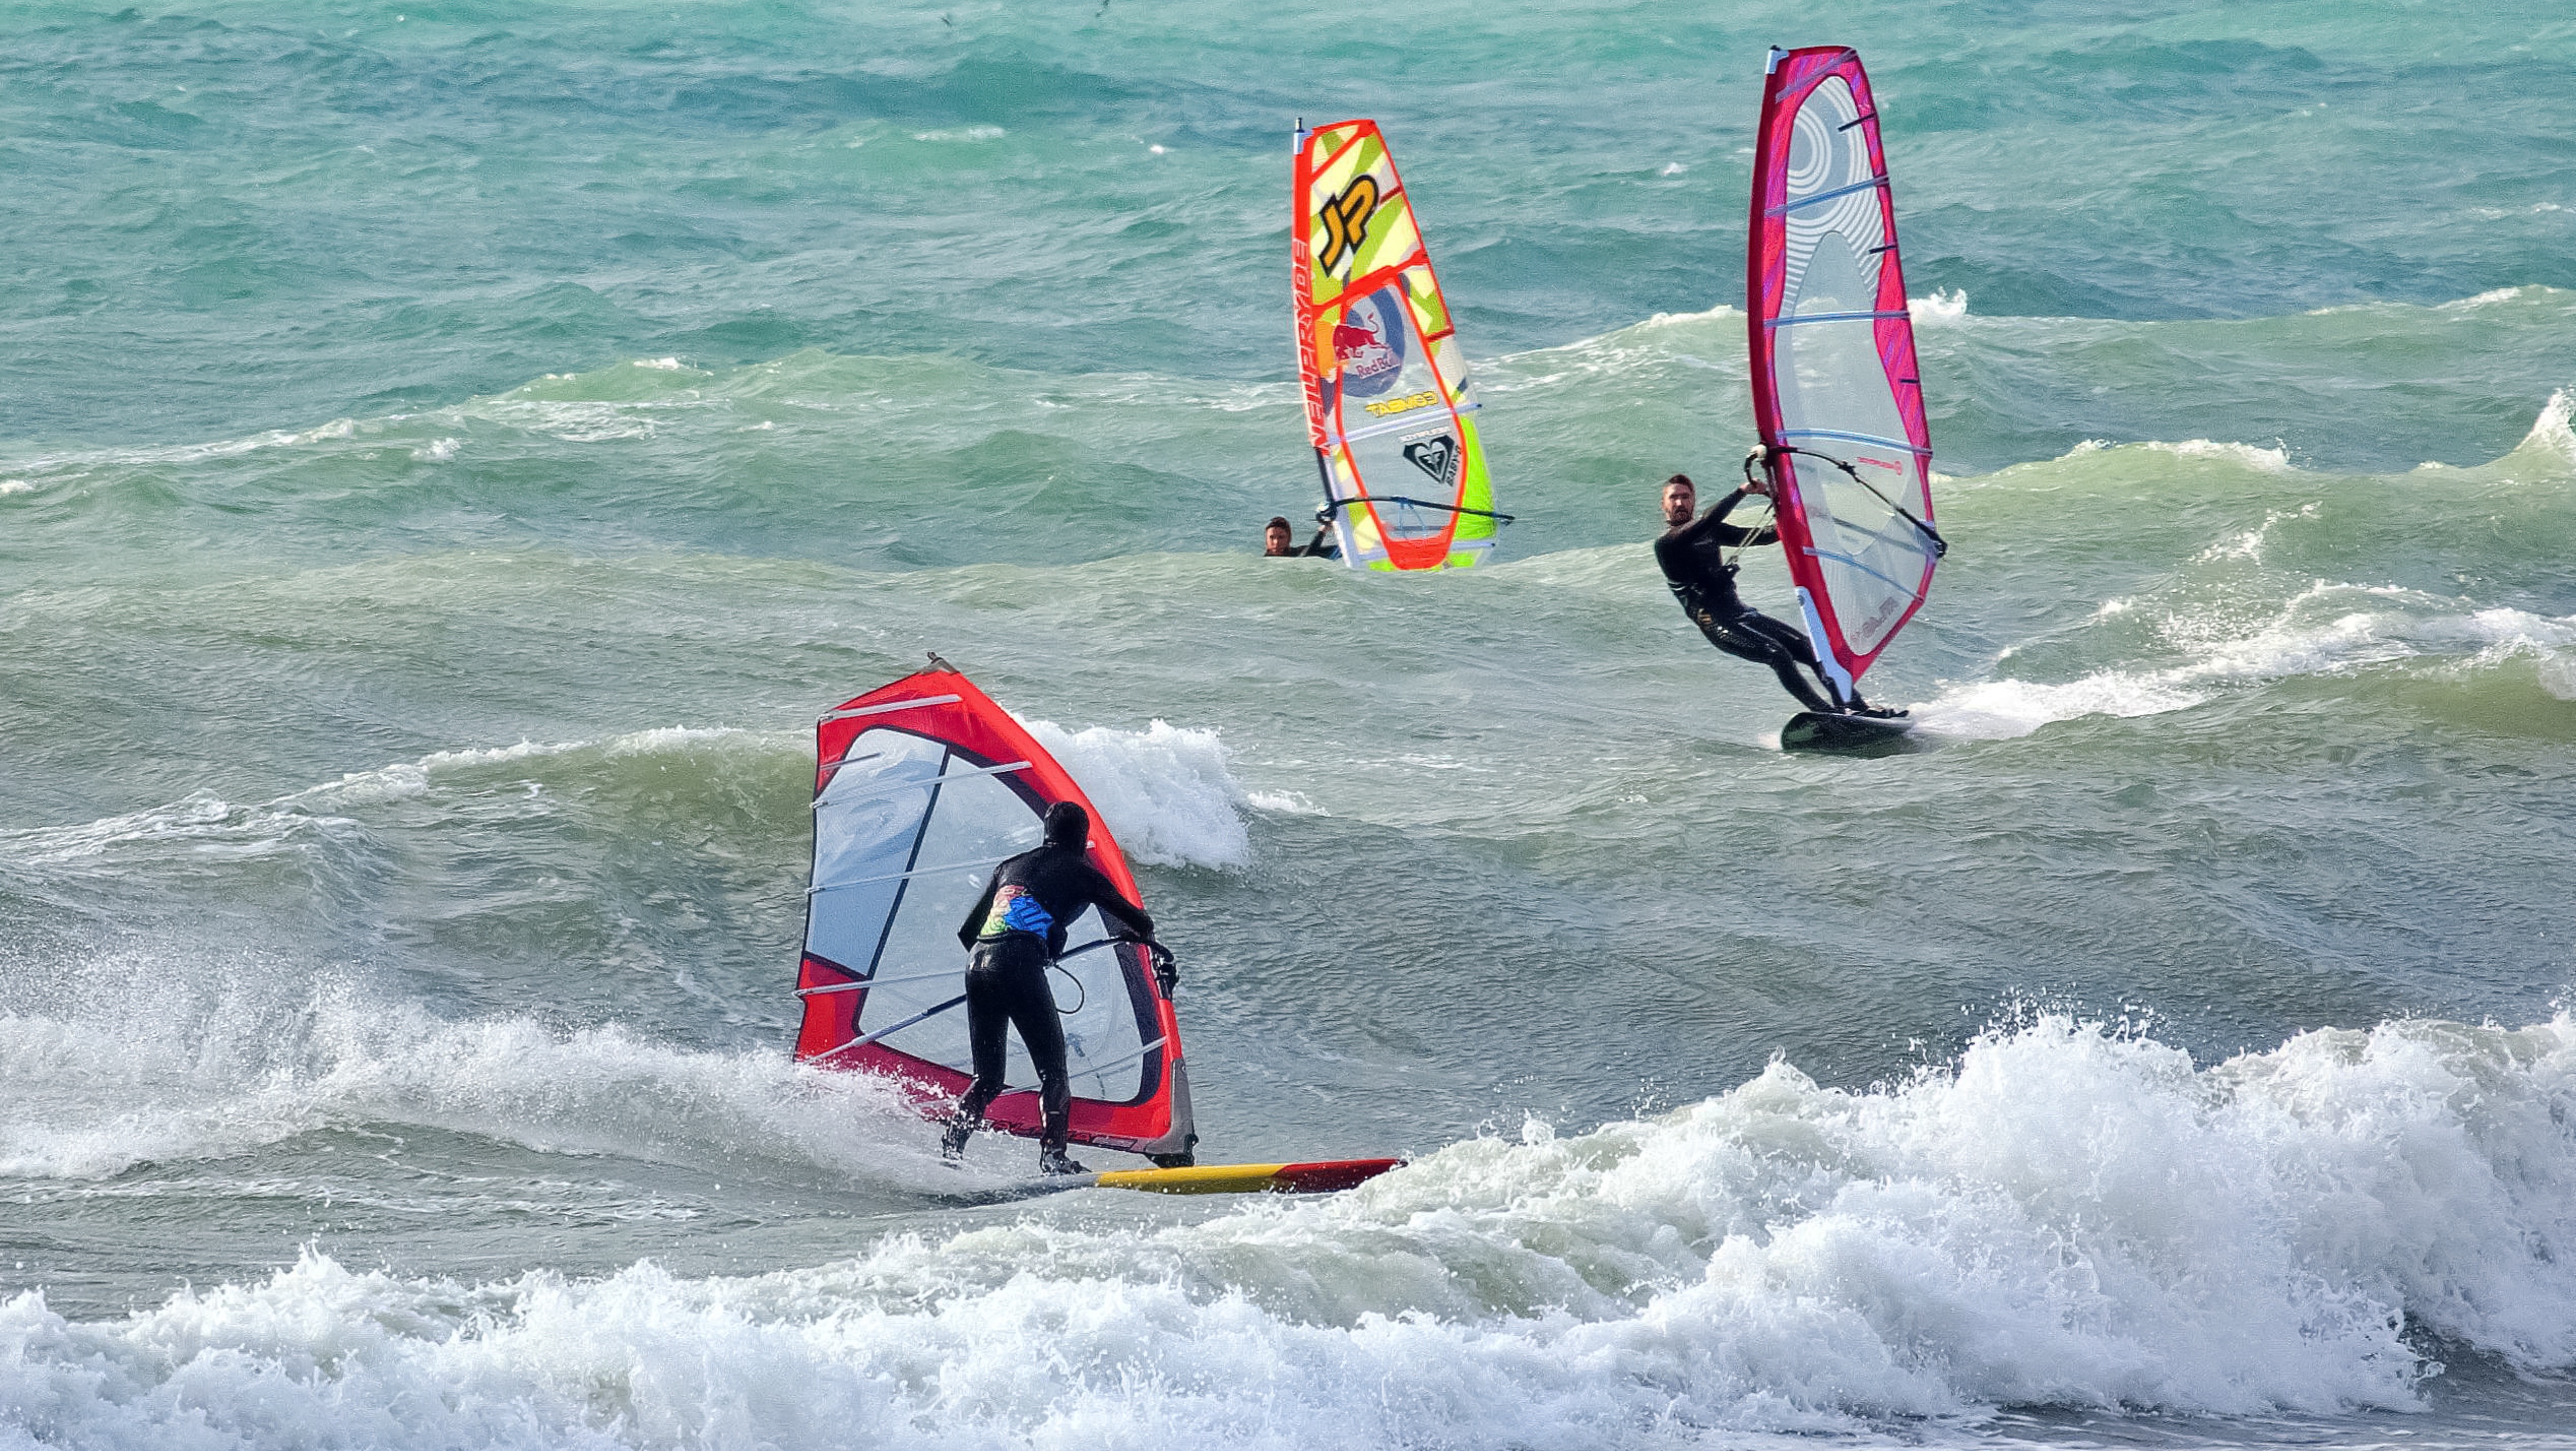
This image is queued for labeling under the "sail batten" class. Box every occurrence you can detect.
[1293,119,1501,572]
[1747,46,1940,685]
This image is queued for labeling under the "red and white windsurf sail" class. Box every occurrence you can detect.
[792,661,1194,1161]
[1748,46,1943,701]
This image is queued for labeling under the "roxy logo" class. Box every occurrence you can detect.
[1317,175,1379,274]
[1403,434,1458,486]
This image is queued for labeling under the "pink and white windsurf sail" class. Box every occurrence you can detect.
[1747,45,1944,701]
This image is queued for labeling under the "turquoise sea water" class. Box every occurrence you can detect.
[4,3,2575,1447]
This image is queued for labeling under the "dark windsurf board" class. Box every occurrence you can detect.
[1781,711,1916,753]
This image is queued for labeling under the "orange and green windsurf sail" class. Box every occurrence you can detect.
[1293,120,1506,572]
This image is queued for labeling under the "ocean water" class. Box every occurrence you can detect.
[5,1,2575,1446]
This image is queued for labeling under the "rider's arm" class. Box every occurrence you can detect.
[1680,484,1772,547]
[1083,865,1157,943]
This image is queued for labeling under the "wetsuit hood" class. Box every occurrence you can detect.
[1041,801,1088,848]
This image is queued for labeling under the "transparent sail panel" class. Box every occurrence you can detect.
[804,729,947,974]
[853,766,1041,1072]
[1051,906,1154,1103]
[1784,77,1873,206]
[810,729,1151,1102]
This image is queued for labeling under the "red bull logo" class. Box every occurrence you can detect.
[1332,288,1408,398]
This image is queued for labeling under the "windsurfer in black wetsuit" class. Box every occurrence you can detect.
[943,800,1169,1175]
[1655,471,1875,716]
[1264,515,1338,559]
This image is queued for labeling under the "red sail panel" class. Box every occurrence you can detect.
[1747,46,1940,698]
[792,664,1193,1159]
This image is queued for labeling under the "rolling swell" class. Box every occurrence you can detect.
[7,289,2571,565]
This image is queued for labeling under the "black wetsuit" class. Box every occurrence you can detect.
[1655,487,1844,714]
[951,841,1156,1149]
[1268,526,1340,560]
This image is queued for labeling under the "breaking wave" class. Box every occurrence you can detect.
[5,1013,2573,1447]
[1017,717,1254,870]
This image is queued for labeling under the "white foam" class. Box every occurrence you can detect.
[1910,288,1969,322]
[1,729,777,863]
[1018,718,1252,869]
[2195,501,2321,563]
[2440,285,2533,308]
[2145,437,2295,473]
[1245,788,1326,815]
[466,399,657,443]
[9,1013,2576,1443]
[2522,388,2576,468]
[1915,673,2207,739]
[2541,651,2576,701]
[1630,302,1745,329]
[911,125,1005,142]
[0,417,385,489]
[0,791,357,870]
[1920,588,2576,739]
[0,984,933,1185]
[1485,308,1751,395]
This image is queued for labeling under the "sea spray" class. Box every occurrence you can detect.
[1019,719,1254,870]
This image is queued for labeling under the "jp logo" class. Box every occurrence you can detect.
[1317,175,1378,274]
[1403,434,1458,487]
[1331,287,1408,399]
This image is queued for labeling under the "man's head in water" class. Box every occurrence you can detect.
[1042,801,1088,849]
[1660,475,1697,528]
[1264,517,1295,556]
